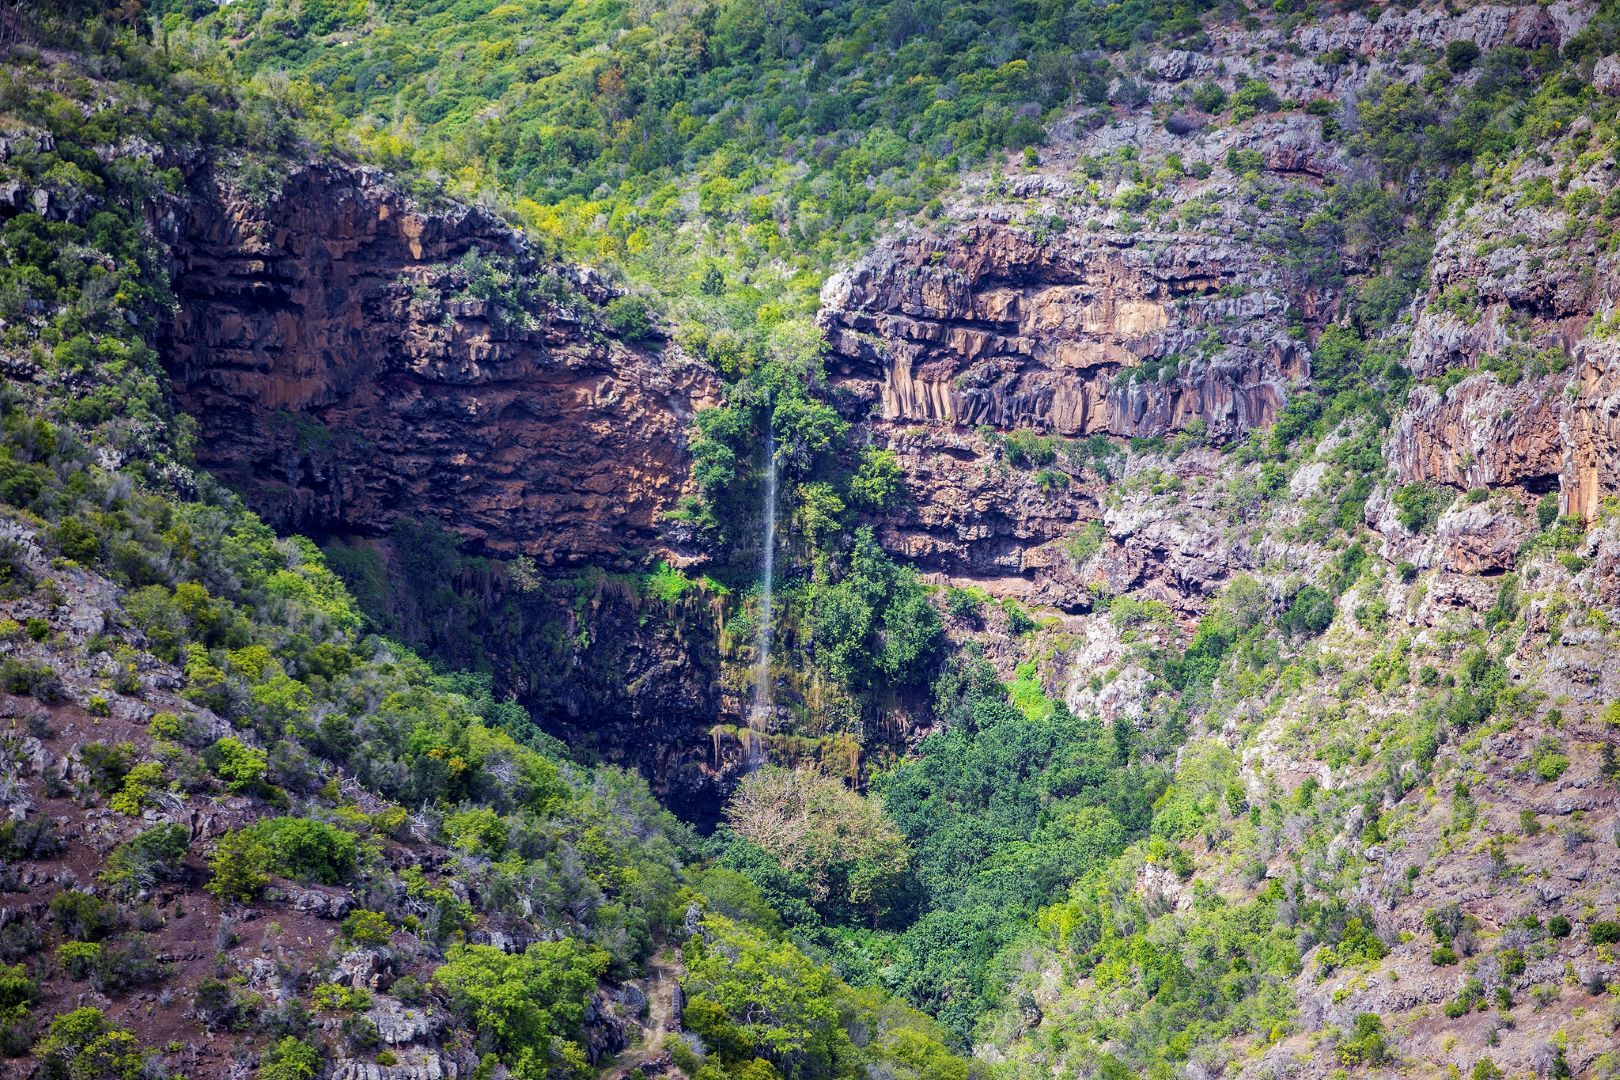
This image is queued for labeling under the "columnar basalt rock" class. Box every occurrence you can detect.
[820,223,1306,442]
[161,162,717,567]
[1566,339,1620,521]
[817,116,1323,595]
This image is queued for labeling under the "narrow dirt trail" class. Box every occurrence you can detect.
[602,947,684,1079]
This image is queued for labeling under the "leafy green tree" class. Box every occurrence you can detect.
[33,1007,147,1079]
[206,828,272,902]
[809,528,941,692]
[433,941,610,1079]
[683,915,846,1076]
[1279,585,1335,639]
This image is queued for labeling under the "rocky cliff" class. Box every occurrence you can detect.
[812,2,1620,1075]
[1392,136,1620,518]
[151,160,747,817]
[819,0,1619,610]
[161,161,717,567]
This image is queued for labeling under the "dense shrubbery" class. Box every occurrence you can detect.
[806,528,941,694]
[681,913,974,1080]
[433,941,610,1079]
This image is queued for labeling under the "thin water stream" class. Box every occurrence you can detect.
[746,417,777,768]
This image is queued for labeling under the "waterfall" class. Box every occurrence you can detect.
[747,416,777,768]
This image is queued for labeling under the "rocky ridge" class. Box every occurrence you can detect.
[818,0,1618,607]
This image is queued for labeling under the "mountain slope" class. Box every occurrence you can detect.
[4,0,1620,1078]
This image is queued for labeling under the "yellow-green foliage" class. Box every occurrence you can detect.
[682,914,969,1080]
[433,941,611,1079]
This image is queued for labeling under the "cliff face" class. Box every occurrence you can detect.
[818,0,1618,610]
[155,161,739,817]
[820,217,1307,442]
[1390,129,1620,515]
[160,161,717,567]
[818,104,1333,599]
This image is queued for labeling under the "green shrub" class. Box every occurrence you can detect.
[49,891,120,942]
[203,737,269,793]
[1537,493,1559,530]
[1034,468,1070,493]
[1336,1012,1388,1065]
[0,815,65,861]
[944,587,985,623]
[642,561,695,604]
[1005,602,1038,636]
[1229,78,1280,121]
[207,828,272,901]
[33,1007,145,1078]
[1001,429,1059,468]
[602,295,656,342]
[1531,738,1570,782]
[101,824,191,897]
[312,982,371,1011]
[443,807,508,857]
[79,741,135,794]
[259,1036,320,1080]
[57,941,103,980]
[1279,585,1334,638]
[1191,81,1227,113]
[809,528,941,692]
[0,961,36,1053]
[1591,921,1620,945]
[0,658,62,701]
[1445,40,1481,73]
[243,817,359,885]
[194,978,253,1032]
[340,910,393,947]
[1393,483,1451,533]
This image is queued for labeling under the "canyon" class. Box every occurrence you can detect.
[6,0,1619,1074]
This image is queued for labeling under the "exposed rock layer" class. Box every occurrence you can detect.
[161,162,716,567]
[156,161,733,817]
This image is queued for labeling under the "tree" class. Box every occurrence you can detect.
[724,766,911,923]
[1280,585,1335,639]
[809,528,941,692]
[206,828,271,901]
[682,915,847,1076]
[1445,40,1480,74]
[433,941,609,1079]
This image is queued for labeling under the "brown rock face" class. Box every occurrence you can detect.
[1566,339,1620,521]
[162,162,716,566]
[1391,139,1619,519]
[816,114,1327,593]
[1391,376,1565,494]
[820,221,1306,442]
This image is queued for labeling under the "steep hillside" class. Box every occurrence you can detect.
[5,0,1620,1078]
[0,15,970,1080]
